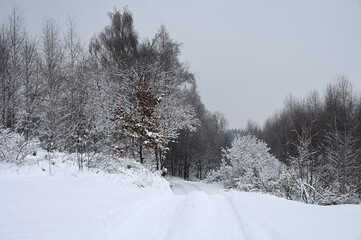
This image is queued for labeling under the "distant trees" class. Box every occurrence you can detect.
[207,75,361,204]
[165,88,231,179]
[261,76,361,203]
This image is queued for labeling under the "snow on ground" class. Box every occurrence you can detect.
[0,151,171,240]
[1,157,361,240]
[227,190,361,240]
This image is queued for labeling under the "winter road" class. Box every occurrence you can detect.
[96,179,278,240]
[2,165,361,240]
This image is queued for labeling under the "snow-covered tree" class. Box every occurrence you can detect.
[155,94,199,170]
[0,128,39,165]
[291,123,318,185]
[17,37,42,141]
[39,19,65,174]
[208,134,282,192]
[61,17,91,170]
[165,88,230,180]
[325,125,360,194]
[2,6,25,130]
[90,9,199,167]
[0,23,10,128]
[110,78,164,164]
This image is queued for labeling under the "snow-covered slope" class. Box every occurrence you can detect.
[227,190,361,240]
[1,159,361,240]
[0,151,171,240]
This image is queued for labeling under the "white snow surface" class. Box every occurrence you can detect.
[1,159,361,240]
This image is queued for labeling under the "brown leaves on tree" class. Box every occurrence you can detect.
[109,79,166,163]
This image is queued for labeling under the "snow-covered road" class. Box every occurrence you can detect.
[1,164,361,240]
[98,179,267,240]
[95,179,361,240]
[169,180,272,240]
[101,181,253,240]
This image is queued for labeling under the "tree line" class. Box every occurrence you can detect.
[3,4,359,202]
[235,76,361,202]
[0,6,231,176]
[208,77,360,204]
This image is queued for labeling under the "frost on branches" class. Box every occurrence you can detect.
[109,76,199,170]
[0,128,39,165]
[91,12,200,169]
[208,134,282,193]
[109,78,165,164]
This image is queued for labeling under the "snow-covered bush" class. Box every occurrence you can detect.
[207,134,282,193]
[0,129,39,165]
[277,166,361,205]
[0,131,169,189]
[78,153,169,188]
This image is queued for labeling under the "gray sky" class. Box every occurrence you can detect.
[1,0,361,129]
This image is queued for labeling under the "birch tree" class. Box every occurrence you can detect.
[62,17,90,170]
[40,19,64,174]
[324,76,360,193]
[18,37,42,140]
[0,23,10,128]
[3,6,25,130]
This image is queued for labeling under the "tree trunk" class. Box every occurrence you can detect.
[155,149,159,170]
[139,145,144,164]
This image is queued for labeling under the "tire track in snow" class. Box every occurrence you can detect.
[185,182,202,191]
[171,181,202,195]
[171,180,249,240]
[94,194,185,240]
[222,195,251,240]
[97,180,281,240]
[162,194,193,240]
[172,180,281,240]
[225,194,284,240]
[170,182,188,195]
[212,194,249,240]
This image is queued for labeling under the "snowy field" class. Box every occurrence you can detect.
[1,159,361,240]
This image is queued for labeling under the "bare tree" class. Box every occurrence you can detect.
[292,122,318,185]
[325,124,360,194]
[324,76,359,193]
[62,16,90,170]
[40,19,64,174]
[3,5,25,129]
[0,23,10,127]
[19,37,42,140]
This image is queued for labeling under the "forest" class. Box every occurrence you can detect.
[209,76,361,204]
[1,6,360,204]
[0,6,230,177]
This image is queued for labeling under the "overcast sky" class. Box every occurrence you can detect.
[1,0,361,129]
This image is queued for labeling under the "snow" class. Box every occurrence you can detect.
[1,159,361,240]
[169,180,361,240]
[0,152,170,240]
[227,191,361,240]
